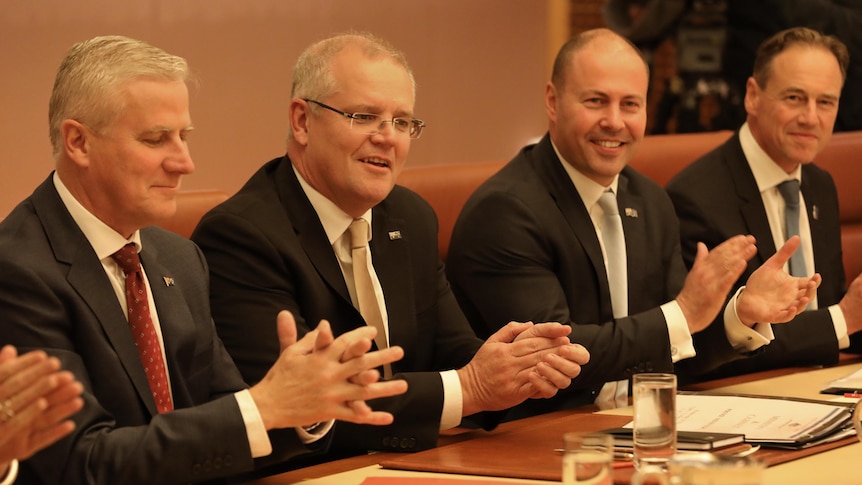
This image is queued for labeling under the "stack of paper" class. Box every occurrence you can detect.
[673,393,855,449]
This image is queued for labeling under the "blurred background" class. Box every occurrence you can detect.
[2,0,859,217]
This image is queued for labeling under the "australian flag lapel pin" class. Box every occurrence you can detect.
[388,230,402,241]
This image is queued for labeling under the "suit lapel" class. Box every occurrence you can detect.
[529,137,615,318]
[722,137,777,262]
[801,166,828,273]
[369,202,416,366]
[139,237,195,409]
[276,159,352,303]
[32,177,158,415]
[616,171,644,309]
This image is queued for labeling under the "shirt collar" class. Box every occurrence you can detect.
[291,164,372,245]
[551,139,620,208]
[739,122,802,192]
[53,172,142,260]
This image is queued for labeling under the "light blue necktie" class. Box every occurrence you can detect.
[776,179,807,277]
[598,191,628,318]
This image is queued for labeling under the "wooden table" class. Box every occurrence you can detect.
[249,356,862,485]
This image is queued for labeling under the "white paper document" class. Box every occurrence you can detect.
[821,366,862,394]
[623,393,854,447]
[674,394,852,442]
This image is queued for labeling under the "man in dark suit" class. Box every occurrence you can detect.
[667,27,862,380]
[192,32,590,458]
[0,35,407,484]
[446,28,818,418]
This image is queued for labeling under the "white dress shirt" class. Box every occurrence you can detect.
[0,460,17,485]
[293,166,463,430]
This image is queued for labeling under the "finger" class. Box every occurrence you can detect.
[348,369,381,386]
[313,320,335,351]
[340,409,395,426]
[331,326,378,362]
[487,321,534,344]
[2,374,61,416]
[515,322,571,341]
[536,358,576,388]
[765,235,801,269]
[549,348,589,376]
[346,346,404,375]
[36,395,84,430]
[276,310,299,352]
[353,379,408,403]
[0,351,54,386]
[340,335,374,364]
[23,420,76,459]
[0,362,65,413]
[526,370,560,399]
[0,397,46,434]
[0,345,18,366]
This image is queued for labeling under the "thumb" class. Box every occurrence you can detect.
[488,321,534,344]
[766,235,800,269]
[693,241,709,265]
[277,310,298,352]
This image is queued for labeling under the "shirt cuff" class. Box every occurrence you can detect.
[829,304,850,349]
[724,286,774,352]
[439,370,462,430]
[661,300,695,362]
[0,460,17,485]
[235,389,273,458]
[296,420,335,443]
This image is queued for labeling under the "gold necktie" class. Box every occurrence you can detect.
[348,219,392,378]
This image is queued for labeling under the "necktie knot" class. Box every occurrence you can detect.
[777,180,801,209]
[598,190,620,216]
[348,218,369,250]
[111,243,141,275]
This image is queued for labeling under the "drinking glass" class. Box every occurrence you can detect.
[632,452,764,485]
[561,432,614,485]
[632,372,677,470]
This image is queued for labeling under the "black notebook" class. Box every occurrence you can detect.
[602,427,746,451]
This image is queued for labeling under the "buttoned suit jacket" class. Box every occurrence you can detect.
[191,156,484,454]
[667,133,859,379]
[447,134,688,417]
[0,176,312,485]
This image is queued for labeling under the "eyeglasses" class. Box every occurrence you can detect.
[303,99,426,139]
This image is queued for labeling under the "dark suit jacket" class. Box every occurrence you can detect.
[447,134,687,417]
[667,133,859,380]
[0,176,313,485]
[191,156,484,455]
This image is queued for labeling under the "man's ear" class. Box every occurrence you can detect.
[744,76,760,116]
[289,99,311,146]
[60,119,92,167]
[545,82,558,124]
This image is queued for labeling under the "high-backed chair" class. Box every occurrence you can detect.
[156,189,230,239]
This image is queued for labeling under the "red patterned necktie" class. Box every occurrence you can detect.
[111,243,174,413]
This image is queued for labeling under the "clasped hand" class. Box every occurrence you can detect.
[249,310,407,430]
[457,321,589,417]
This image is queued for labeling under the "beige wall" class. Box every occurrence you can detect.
[0,0,559,217]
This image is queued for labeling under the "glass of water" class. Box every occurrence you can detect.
[561,432,614,485]
[632,372,677,471]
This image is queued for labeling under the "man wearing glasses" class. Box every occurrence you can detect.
[191,31,590,462]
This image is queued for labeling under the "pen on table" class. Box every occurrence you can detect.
[844,392,862,398]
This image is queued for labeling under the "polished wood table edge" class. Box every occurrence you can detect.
[249,356,862,484]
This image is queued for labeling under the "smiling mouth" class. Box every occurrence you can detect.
[361,157,390,168]
[593,140,624,148]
